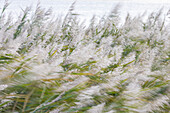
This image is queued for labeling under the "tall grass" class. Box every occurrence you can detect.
[0,1,170,113]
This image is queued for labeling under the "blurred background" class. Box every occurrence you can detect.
[0,0,170,24]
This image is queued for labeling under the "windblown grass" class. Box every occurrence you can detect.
[0,1,170,113]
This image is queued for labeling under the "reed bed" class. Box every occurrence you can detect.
[0,1,170,113]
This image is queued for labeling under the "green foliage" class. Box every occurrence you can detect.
[0,1,169,113]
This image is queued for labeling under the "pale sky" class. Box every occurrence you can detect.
[80,0,170,3]
[125,0,170,3]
